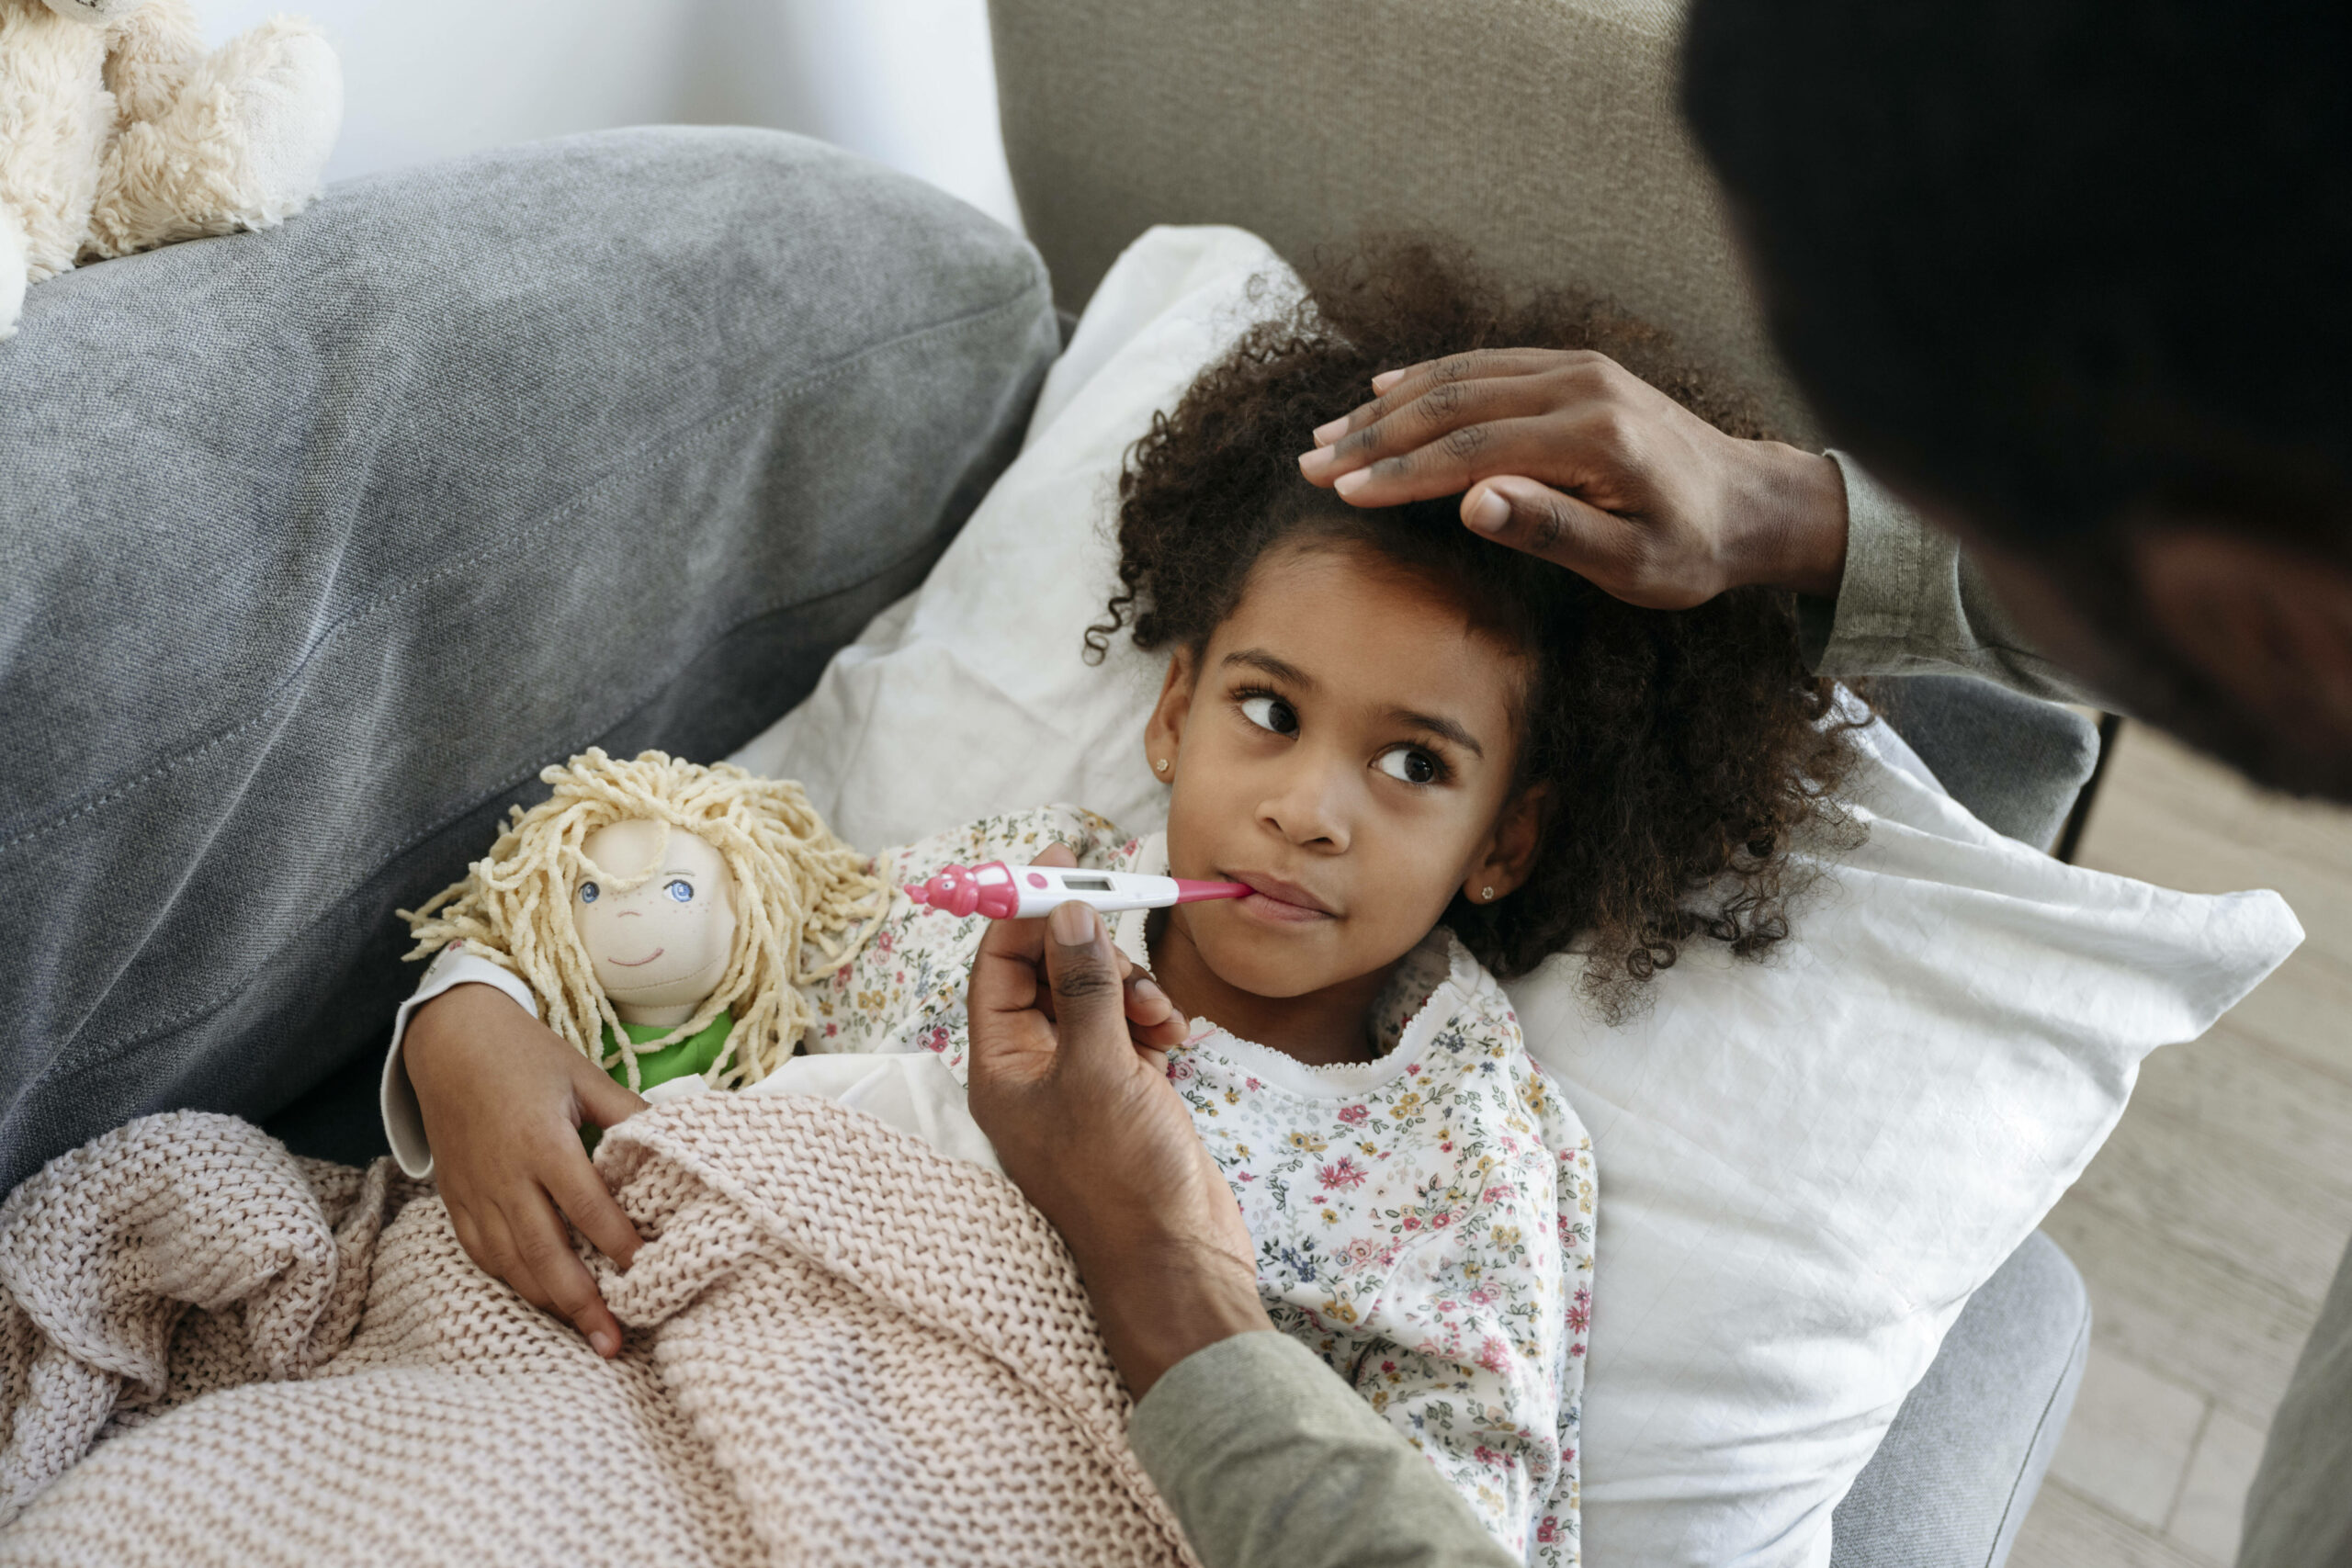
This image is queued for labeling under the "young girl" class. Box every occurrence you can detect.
[393,249,1857,1567]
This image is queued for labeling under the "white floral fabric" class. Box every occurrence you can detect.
[812,807,1597,1565]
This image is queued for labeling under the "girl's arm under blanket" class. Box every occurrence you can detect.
[1333,1055,1597,1565]
[1352,1334,1575,1566]
[1276,1058,1592,1565]
[1345,1053,1599,1561]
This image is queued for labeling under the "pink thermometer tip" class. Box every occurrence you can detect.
[1175,879,1252,903]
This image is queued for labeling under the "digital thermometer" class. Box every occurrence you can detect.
[903,860,1250,919]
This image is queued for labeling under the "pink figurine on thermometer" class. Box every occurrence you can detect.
[904,860,1250,919]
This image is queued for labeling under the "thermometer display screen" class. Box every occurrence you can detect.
[1061,875,1114,891]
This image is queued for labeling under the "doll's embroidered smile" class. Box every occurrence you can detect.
[607,947,665,967]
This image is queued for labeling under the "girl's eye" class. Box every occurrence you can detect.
[1375,746,1442,786]
[664,879,694,904]
[578,882,600,905]
[1239,694,1298,737]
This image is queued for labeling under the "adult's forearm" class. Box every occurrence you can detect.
[1728,440,1850,601]
[1079,1238,1276,1400]
[1804,452,2098,706]
[1130,1333,1516,1568]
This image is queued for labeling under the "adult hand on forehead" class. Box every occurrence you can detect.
[1295,347,1850,608]
[965,845,1272,1396]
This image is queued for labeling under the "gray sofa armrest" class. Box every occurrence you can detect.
[1831,1232,2091,1568]
[1877,675,2104,852]
[4,129,1058,1185]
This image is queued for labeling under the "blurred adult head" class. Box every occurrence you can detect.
[1682,0,2352,795]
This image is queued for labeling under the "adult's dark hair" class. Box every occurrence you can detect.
[1681,0,2352,558]
[1091,244,1860,1004]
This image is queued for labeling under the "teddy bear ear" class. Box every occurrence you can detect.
[40,0,149,25]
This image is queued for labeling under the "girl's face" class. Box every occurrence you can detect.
[1146,540,1543,1002]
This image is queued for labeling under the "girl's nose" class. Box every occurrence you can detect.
[1260,754,1351,851]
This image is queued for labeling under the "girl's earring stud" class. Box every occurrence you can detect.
[1481,886,1495,901]
[1156,758,1170,773]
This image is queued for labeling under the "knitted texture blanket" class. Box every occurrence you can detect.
[0,1097,1195,1567]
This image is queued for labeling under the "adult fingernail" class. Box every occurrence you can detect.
[1334,469,1369,498]
[1049,900,1098,947]
[1296,446,1335,479]
[1371,369,1404,392]
[1311,416,1348,446]
[591,1327,618,1357]
[1466,489,1510,535]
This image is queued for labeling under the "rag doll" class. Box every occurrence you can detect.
[400,749,887,1094]
[0,0,341,338]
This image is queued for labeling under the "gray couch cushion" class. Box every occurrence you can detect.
[988,0,1817,440]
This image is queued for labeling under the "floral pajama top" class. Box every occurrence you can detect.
[809,807,1598,1567]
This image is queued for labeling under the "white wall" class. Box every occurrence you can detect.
[198,0,1022,231]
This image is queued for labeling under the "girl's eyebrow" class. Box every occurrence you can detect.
[1388,707,1486,760]
[1222,648,1315,689]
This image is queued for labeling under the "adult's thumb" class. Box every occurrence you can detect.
[1042,900,1131,1076]
[1463,476,1616,571]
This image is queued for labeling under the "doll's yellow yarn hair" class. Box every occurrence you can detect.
[399,749,884,1090]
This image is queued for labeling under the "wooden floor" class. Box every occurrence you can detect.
[2008,723,2352,1568]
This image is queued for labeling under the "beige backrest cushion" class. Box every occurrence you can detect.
[987,0,1817,441]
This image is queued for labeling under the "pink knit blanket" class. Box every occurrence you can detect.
[0,1097,1196,1567]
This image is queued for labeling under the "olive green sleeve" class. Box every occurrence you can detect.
[1799,451,2099,706]
[1128,1332,1517,1568]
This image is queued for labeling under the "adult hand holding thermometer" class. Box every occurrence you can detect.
[905,861,1250,919]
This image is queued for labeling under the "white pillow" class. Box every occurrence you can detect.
[729,226,2302,1568]
[732,227,1281,846]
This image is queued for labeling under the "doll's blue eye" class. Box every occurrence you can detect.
[579,882,600,904]
[665,879,694,903]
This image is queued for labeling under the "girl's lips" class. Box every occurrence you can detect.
[1238,891,1330,924]
[1228,874,1336,923]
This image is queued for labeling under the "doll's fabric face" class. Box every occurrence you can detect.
[574,819,738,1023]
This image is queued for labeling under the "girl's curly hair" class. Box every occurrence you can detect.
[1091,243,1863,1006]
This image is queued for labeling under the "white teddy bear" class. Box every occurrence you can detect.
[0,0,340,339]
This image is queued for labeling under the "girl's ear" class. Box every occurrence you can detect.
[1464,783,1548,904]
[1143,648,1198,782]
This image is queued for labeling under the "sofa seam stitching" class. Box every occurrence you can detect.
[1981,1288,2092,1567]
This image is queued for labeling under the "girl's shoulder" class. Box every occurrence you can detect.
[1414,934,1589,1151]
[1386,928,1527,1066]
[877,804,1130,883]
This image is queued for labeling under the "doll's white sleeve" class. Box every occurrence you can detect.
[379,942,539,1180]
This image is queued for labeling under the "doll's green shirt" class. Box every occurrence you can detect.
[602,1011,733,1090]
